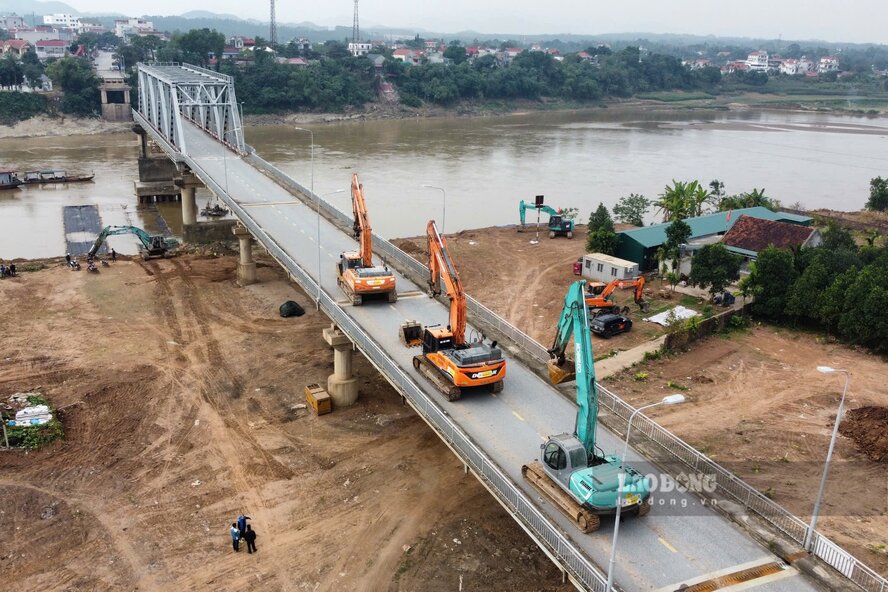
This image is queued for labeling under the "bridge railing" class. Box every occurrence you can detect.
[189,151,609,592]
[243,149,888,592]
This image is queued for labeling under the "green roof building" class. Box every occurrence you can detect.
[616,207,812,271]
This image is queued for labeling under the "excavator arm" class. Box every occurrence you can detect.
[518,199,559,226]
[426,220,467,346]
[89,225,152,256]
[586,277,648,312]
[547,280,599,453]
[351,173,373,268]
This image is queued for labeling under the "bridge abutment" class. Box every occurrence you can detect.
[233,223,257,286]
[322,324,359,408]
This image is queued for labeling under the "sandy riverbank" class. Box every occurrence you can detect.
[0,114,131,139]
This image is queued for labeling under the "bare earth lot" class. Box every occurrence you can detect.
[396,225,888,578]
[0,255,568,591]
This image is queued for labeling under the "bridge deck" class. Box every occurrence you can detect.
[138,112,817,592]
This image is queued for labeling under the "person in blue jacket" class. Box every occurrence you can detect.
[230,523,241,552]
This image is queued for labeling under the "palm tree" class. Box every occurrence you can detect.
[689,181,710,217]
[656,180,691,222]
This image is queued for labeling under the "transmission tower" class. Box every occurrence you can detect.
[352,0,360,43]
[269,0,277,48]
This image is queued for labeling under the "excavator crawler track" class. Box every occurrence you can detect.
[412,355,461,401]
[522,461,600,533]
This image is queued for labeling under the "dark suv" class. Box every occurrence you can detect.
[590,313,633,338]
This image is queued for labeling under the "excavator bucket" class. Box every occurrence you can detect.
[547,358,577,385]
[399,321,423,347]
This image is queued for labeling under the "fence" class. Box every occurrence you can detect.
[183,150,609,592]
[663,304,751,350]
[242,145,888,592]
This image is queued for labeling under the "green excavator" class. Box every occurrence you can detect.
[88,225,179,260]
[522,279,651,532]
[518,199,574,238]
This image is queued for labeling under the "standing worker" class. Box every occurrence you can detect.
[243,525,257,554]
[111,248,116,262]
[237,514,250,538]
[229,523,241,552]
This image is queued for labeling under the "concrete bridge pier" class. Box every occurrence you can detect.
[233,223,257,286]
[322,324,359,408]
[175,172,202,226]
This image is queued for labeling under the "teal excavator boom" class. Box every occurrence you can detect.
[518,199,574,238]
[88,225,179,259]
[521,279,650,532]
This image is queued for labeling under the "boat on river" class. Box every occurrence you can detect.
[201,200,229,217]
[21,170,95,184]
[0,170,23,189]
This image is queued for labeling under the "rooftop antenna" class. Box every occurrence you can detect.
[352,0,360,43]
[269,0,277,48]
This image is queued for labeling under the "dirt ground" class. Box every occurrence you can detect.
[606,327,888,576]
[392,224,686,354]
[0,255,570,592]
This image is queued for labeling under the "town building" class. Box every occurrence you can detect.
[228,36,256,49]
[818,56,839,73]
[580,253,639,283]
[290,37,311,51]
[720,215,822,269]
[0,14,25,29]
[114,18,155,39]
[615,207,812,271]
[365,53,385,69]
[348,41,372,57]
[392,48,423,64]
[1,39,31,57]
[15,26,70,44]
[35,39,67,60]
[779,59,801,75]
[42,13,82,32]
[745,51,769,72]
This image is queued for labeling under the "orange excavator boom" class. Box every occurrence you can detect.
[426,220,467,346]
[351,173,373,268]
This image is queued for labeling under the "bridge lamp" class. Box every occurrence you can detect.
[606,393,685,592]
[804,366,850,551]
[421,184,446,235]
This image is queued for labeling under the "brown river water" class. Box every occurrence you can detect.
[2,108,887,259]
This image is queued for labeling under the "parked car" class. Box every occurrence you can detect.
[590,313,633,338]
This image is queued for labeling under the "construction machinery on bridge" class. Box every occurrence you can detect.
[518,198,574,239]
[88,225,179,260]
[584,277,649,317]
[523,280,651,533]
[337,173,398,306]
[399,220,507,401]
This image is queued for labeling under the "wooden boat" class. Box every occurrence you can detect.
[21,170,95,184]
[0,170,23,189]
[201,202,229,217]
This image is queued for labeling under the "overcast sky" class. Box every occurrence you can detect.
[89,0,888,44]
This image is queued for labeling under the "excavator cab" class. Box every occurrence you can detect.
[421,326,453,353]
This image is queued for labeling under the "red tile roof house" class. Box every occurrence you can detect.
[35,39,67,60]
[720,214,822,269]
[1,39,31,56]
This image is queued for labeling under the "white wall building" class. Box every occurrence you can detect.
[780,59,801,75]
[347,41,372,57]
[114,18,154,39]
[581,253,639,283]
[1,14,26,29]
[43,13,82,32]
[818,56,839,73]
[746,51,769,72]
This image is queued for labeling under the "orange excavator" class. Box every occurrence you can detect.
[336,173,397,305]
[584,277,649,317]
[399,220,507,401]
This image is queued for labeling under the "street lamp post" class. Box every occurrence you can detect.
[421,184,446,235]
[293,127,319,307]
[804,366,851,551]
[606,394,685,592]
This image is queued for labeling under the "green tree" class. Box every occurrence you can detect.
[44,57,100,116]
[821,222,857,252]
[586,203,617,254]
[747,246,797,319]
[666,271,680,293]
[0,54,24,87]
[587,202,614,232]
[689,243,742,296]
[656,180,707,221]
[443,44,467,65]
[867,176,888,212]
[612,193,651,226]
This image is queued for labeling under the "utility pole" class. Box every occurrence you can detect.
[269,0,277,48]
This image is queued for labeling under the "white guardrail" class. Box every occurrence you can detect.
[242,150,888,592]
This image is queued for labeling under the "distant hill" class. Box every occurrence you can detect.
[0,0,78,16]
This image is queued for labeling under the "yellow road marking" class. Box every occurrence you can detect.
[512,411,525,422]
[658,537,677,553]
